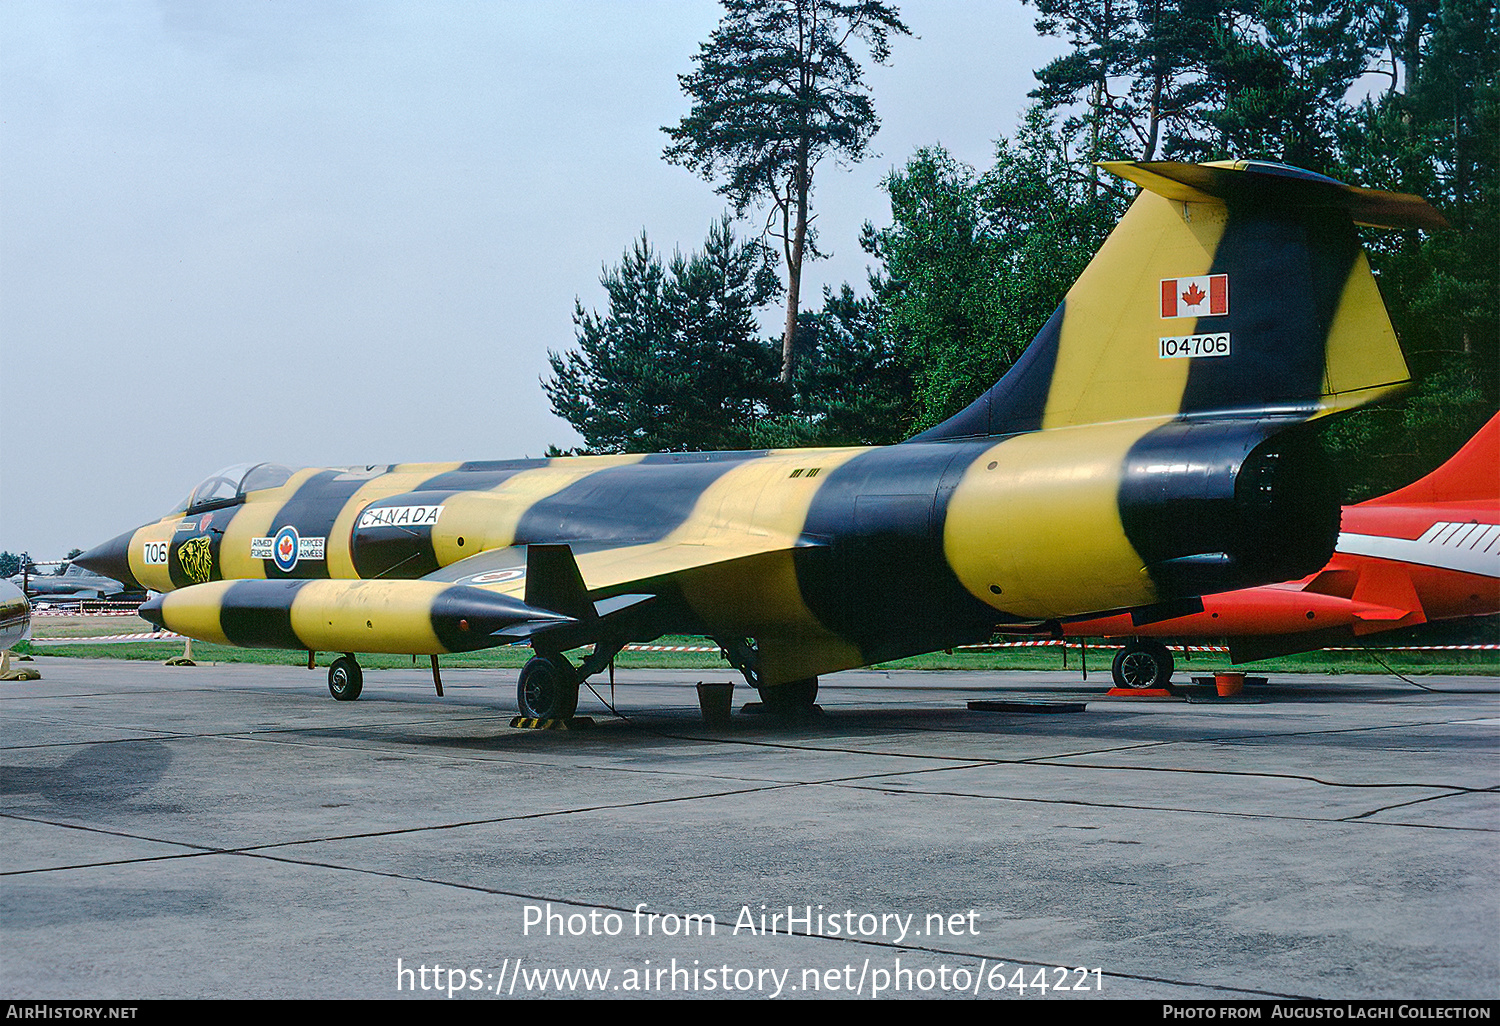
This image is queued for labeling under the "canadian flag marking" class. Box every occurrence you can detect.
[1161,274,1229,318]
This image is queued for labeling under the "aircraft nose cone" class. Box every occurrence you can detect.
[74,530,141,590]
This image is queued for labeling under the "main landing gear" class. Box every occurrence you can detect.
[1111,639,1174,689]
[516,653,582,720]
[716,637,820,720]
[756,676,820,717]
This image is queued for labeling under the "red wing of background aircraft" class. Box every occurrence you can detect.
[1070,414,1500,688]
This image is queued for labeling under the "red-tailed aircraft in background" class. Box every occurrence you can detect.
[1071,414,1500,689]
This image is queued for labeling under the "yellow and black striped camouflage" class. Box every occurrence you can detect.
[80,160,1440,688]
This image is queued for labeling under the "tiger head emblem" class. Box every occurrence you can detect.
[177,536,214,585]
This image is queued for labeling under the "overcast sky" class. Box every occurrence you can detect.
[1,1,1063,560]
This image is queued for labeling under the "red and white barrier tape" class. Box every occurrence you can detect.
[26,636,1498,653]
[31,609,144,617]
[32,631,180,644]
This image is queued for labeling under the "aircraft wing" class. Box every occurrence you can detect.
[426,532,826,599]
[140,532,827,658]
[429,532,838,661]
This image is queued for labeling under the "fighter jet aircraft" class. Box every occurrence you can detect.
[10,563,128,603]
[1066,413,1500,688]
[78,160,1445,719]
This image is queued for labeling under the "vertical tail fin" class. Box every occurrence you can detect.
[914,160,1444,441]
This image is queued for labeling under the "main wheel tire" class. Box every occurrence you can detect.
[328,654,363,701]
[517,655,580,720]
[1111,640,1174,689]
[757,676,819,716]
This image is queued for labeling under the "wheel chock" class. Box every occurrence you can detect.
[0,650,40,680]
[510,716,595,730]
[1105,687,1176,698]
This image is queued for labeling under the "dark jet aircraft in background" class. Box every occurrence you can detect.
[79,160,1445,719]
[10,563,128,603]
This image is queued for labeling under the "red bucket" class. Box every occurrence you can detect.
[1214,671,1245,697]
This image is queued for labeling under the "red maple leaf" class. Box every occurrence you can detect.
[1180,282,1207,307]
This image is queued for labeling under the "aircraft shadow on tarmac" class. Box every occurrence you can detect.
[256,677,1495,754]
[0,740,178,812]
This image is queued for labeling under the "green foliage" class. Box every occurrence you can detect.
[1024,0,1389,172]
[748,285,913,447]
[544,219,784,453]
[1195,2,1378,169]
[865,118,1125,431]
[1025,0,1221,162]
[549,0,1492,486]
[1321,0,1499,497]
[864,146,1002,429]
[1022,0,1497,498]
[32,636,1500,675]
[663,0,909,214]
[664,0,911,379]
[0,552,31,579]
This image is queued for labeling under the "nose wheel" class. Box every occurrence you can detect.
[328,654,363,701]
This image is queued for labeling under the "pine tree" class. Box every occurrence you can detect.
[1323,0,1499,496]
[664,0,910,382]
[749,284,913,446]
[866,120,1126,431]
[544,220,783,453]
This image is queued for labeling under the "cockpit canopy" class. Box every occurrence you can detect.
[170,463,298,515]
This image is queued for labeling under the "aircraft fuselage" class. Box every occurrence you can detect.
[84,414,1332,684]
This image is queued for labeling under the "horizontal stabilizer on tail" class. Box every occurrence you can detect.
[1099,159,1449,231]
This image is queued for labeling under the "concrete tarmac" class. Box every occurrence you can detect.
[2,656,1496,1000]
